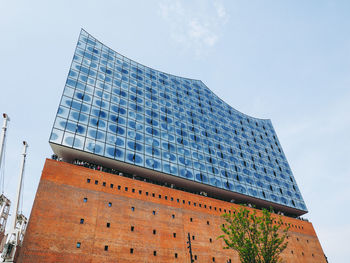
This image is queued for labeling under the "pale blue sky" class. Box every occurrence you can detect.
[1,0,349,262]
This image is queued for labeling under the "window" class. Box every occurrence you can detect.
[194,255,197,260]
[228,259,232,263]
[131,207,135,211]
[165,196,168,200]
[130,248,134,254]
[175,253,178,258]
[118,185,121,190]
[171,197,174,201]
[190,218,193,222]
[110,184,114,188]
[146,192,149,196]
[106,222,110,228]
[83,197,88,203]
[153,251,157,256]
[87,179,91,183]
[125,187,128,191]
[104,245,108,251]
[108,202,112,207]
[173,233,176,238]
[209,238,212,243]
[95,180,98,185]
[152,193,155,197]
[76,242,81,248]
[102,182,106,187]
[212,257,215,262]
[207,221,210,225]
[131,226,134,231]
[139,190,142,194]
[177,199,179,203]
[152,210,156,215]
[159,194,161,198]
[153,229,156,234]
[172,214,175,219]
[192,235,195,240]
[132,188,135,193]
[80,218,84,224]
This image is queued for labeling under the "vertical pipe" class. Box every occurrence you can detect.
[11,141,28,231]
[0,114,10,170]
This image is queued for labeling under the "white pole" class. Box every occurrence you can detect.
[11,141,28,231]
[0,113,10,170]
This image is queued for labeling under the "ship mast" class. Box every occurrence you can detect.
[0,114,11,253]
[1,141,28,262]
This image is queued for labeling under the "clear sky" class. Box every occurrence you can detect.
[0,0,349,262]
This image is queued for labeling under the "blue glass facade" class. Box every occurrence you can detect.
[49,29,307,213]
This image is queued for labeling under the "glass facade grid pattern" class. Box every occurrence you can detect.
[49,29,307,212]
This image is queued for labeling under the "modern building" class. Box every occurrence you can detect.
[18,29,326,262]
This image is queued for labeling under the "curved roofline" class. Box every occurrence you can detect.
[81,28,271,122]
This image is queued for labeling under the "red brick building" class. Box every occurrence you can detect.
[18,159,326,262]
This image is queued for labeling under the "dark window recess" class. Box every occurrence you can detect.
[146,192,149,196]
[152,193,155,197]
[125,187,128,191]
[104,245,108,251]
[194,255,197,260]
[173,233,176,238]
[209,238,212,243]
[153,210,156,215]
[190,218,193,222]
[130,248,134,254]
[108,202,112,207]
[153,251,157,256]
[192,235,195,240]
[177,199,179,203]
[95,180,98,185]
[153,229,156,235]
[159,194,161,198]
[171,197,174,201]
[87,179,91,183]
[172,214,175,219]
[131,207,135,211]
[80,218,84,224]
[165,196,168,200]
[175,253,178,258]
[102,182,106,187]
[110,184,114,188]
[131,226,134,231]
[106,222,110,228]
[139,190,142,194]
[212,257,215,262]
[207,221,210,225]
[76,242,81,248]
[118,185,121,190]
[132,188,135,193]
[83,197,88,203]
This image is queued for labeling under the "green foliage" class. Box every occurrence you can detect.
[218,207,289,263]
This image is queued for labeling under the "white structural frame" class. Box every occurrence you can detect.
[1,141,28,262]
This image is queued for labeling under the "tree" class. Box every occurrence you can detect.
[218,206,289,263]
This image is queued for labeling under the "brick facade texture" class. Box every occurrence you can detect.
[18,159,326,263]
